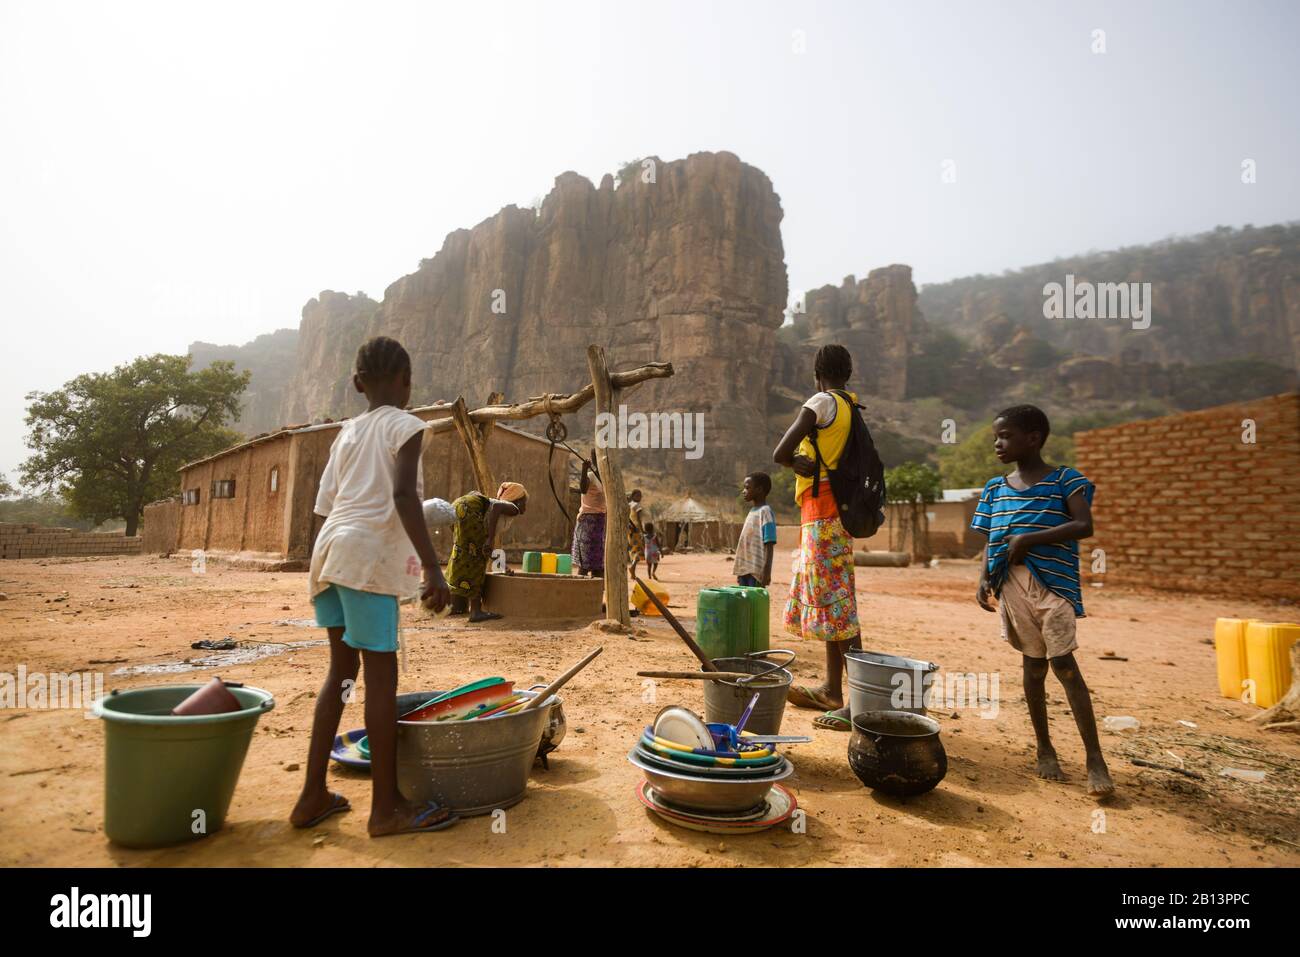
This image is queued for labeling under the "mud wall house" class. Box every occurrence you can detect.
[1074,392,1300,601]
[155,411,570,567]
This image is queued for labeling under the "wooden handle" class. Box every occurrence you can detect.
[523,646,603,711]
[637,671,754,681]
[633,574,717,671]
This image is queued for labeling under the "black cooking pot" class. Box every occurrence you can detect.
[848,710,947,797]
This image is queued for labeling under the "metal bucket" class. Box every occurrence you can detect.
[845,650,939,718]
[702,650,794,735]
[396,689,550,816]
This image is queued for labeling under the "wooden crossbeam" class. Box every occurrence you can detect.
[420,361,673,435]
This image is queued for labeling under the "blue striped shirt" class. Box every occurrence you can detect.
[970,466,1094,616]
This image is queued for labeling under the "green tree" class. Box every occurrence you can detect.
[884,462,942,561]
[0,472,15,498]
[0,491,101,530]
[884,462,942,504]
[21,354,248,536]
[937,424,1075,488]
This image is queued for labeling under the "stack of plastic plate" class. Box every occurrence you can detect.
[628,706,797,832]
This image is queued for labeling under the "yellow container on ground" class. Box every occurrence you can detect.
[539,552,558,575]
[631,581,671,615]
[1244,621,1300,709]
[1213,618,1255,700]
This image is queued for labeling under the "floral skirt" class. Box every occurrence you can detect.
[571,512,606,574]
[783,515,860,643]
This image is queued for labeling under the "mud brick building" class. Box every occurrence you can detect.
[1074,392,1300,601]
[142,410,569,568]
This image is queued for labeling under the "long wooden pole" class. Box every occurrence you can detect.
[633,573,717,670]
[587,345,630,628]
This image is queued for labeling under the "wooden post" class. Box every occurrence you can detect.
[451,395,497,495]
[479,391,505,446]
[586,345,630,628]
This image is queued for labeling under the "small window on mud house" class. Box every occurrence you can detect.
[269,467,279,493]
[182,488,200,506]
[212,479,236,499]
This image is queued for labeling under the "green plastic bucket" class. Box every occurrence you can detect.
[93,683,274,847]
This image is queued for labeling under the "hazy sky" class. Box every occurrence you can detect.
[2,0,1298,481]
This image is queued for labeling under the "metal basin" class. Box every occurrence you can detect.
[396,689,549,816]
[627,747,791,813]
[845,650,939,718]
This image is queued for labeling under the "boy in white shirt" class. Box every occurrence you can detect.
[290,336,458,836]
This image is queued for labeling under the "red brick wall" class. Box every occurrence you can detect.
[1074,392,1300,601]
[0,523,143,560]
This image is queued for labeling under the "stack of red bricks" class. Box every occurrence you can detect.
[0,523,143,560]
[1074,392,1300,601]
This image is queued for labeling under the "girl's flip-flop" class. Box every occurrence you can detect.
[377,801,459,836]
[467,611,502,623]
[787,684,840,711]
[293,792,350,829]
[813,711,853,732]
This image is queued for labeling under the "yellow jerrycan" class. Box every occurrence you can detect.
[1244,621,1299,709]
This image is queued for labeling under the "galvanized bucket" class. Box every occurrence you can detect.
[701,650,795,735]
[396,689,550,816]
[845,650,939,718]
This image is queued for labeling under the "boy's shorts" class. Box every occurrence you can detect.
[312,583,399,653]
[998,564,1078,660]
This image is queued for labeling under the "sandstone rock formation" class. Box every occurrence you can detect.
[188,328,299,435]
[917,224,1300,372]
[787,266,921,400]
[280,151,788,489]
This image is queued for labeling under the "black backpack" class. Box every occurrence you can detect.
[808,390,887,538]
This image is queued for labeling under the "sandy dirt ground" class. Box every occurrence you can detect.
[1,551,1297,868]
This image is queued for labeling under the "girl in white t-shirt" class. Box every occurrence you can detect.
[290,336,458,836]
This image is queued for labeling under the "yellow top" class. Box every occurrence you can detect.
[794,391,855,502]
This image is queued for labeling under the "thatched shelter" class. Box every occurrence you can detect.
[654,497,742,552]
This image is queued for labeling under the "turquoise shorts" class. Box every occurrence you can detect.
[312,583,399,653]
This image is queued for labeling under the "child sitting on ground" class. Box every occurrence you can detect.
[971,404,1114,797]
[643,522,662,580]
[291,336,457,836]
[734,471,777,587]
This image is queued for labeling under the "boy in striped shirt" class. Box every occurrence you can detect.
[971,405,1114,797]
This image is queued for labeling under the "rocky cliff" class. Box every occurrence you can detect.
[917,223,1300,371]
[188,328,299,435]
[281,151,788,488]
[783,265,922,400]
[196,174,1298,496]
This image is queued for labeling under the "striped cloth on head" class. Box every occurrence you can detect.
[969,466,1094,617]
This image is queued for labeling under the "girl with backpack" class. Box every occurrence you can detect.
[772,344,865,731]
